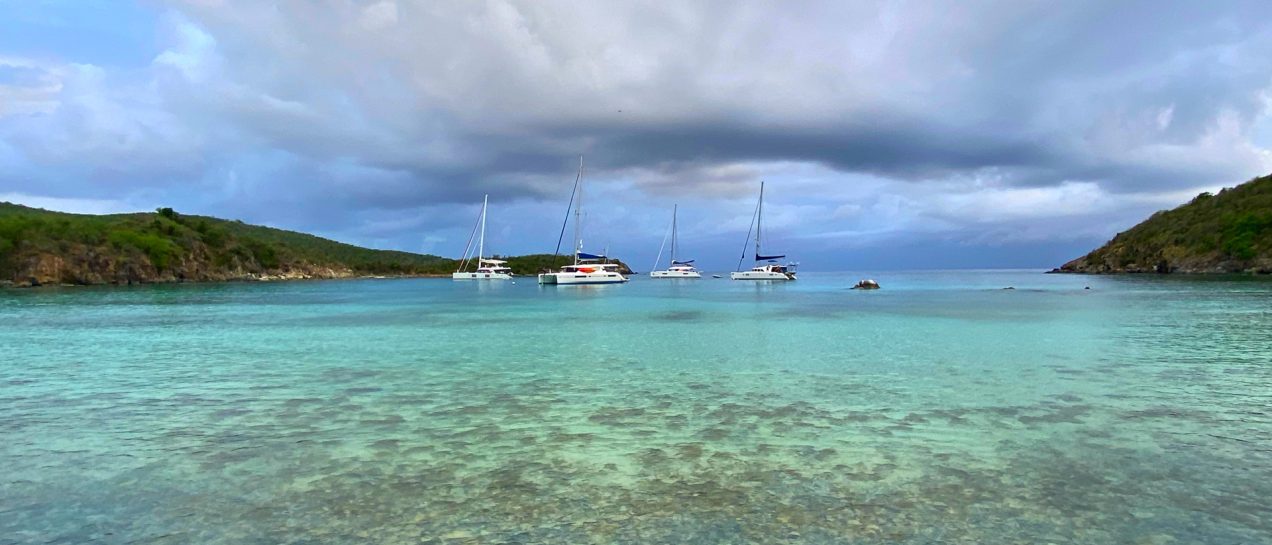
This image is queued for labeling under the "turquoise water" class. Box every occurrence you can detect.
[2,271,1270,544]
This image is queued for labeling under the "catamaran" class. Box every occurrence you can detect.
[731,181,797,281]
[650,204,701,278]
[452,194,513,280]
[538,157,629,285]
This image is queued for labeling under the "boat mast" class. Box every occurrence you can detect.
[755,181,764,262]
[574,156,583,266]
[671,204,678,265]
[478,194,487,266]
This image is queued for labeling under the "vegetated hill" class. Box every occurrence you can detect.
[0,203,635,286]
[0,203,452,286]
[1056,173,1272,274]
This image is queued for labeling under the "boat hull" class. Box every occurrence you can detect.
[730,271,796,281]
[650,270,701,278]
[453,272,512,280]
[538,272,628,285]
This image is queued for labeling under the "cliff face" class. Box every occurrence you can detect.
[11,248,361,287]
[1056,174,1272,274]
[0,204,448,287]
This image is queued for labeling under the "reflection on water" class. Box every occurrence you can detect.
[1,272,1270,544]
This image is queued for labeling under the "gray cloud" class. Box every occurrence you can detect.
[1,0,1271,266]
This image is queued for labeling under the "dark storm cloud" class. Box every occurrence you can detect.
[1,0,1270,265]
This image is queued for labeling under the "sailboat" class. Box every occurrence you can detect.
[730,181,797,281]
[650,205,701,278]
[452,194,513,280]
[538,157,629,285]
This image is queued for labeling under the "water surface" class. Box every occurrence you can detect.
[2,271,1269,544]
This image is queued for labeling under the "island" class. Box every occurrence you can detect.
[1055,173,1271,274]
[0,203,630,287]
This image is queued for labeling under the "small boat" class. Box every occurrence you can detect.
[539,157,629,285]
[650,204,701,279]
[711,274,723,279]
[731,181,797,281]
[453,195,513,280]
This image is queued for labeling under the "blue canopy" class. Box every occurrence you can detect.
[756,253,785,261]
[577,252,607,260]
[671,259,695,265]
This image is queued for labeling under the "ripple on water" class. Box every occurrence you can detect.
[4,275,1272,544]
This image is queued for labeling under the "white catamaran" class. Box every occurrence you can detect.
[731,181,797,281]
[452,194,513,280]
[538,157,629,285]
[650,204,701,278]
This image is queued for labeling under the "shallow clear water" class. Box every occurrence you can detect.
[2,271,1270,544]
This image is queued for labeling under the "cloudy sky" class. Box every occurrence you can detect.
[3,1,1271,270]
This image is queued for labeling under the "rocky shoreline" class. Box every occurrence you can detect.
[1050,255,1272,275]
[3,272,452,289]
[3,252,453,288]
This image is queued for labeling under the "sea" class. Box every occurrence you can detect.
[1,270,1269,544]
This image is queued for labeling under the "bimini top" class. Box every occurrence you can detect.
[576,251,608,261]
[479,258,507,265]
[671,259,695,265]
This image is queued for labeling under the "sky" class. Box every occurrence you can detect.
[2,1,1271,271]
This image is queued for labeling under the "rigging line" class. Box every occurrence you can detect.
[456,203,483,273]
[553,161,583,257]
[651,211,672,272]
[735,191,762,272]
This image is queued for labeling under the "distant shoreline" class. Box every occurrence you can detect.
[1047,268,1271,276]
[0,272,459,289]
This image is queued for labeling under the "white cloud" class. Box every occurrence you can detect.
[359,1,398,31]
[932,182,1110,223]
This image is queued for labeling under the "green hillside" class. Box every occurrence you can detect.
[0,203,633,286]
[0,203,452,285]
[1057,173,1272,274]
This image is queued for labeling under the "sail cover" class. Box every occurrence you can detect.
[671,260,695,265]
[756,253,785,261]
[577,252,607,260]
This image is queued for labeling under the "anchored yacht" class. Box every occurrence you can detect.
[538,157,629,285]
[650,204,701,279]
[731,181,797,281]
[453,195,513,280]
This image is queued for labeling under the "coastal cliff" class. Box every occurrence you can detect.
[1055,174,1272,274]
[0,203,634,286]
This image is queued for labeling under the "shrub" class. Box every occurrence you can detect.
[108,230,181,270]
[242,239,280,269]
